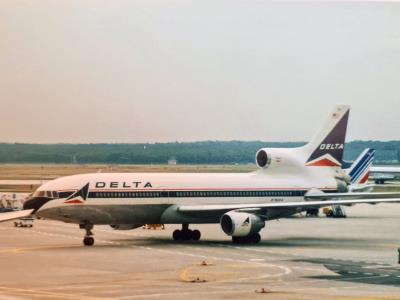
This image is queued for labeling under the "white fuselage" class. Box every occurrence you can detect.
[370,166,400,182]
[33,168,339,225]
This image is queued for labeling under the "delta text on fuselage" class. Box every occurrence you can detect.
[95,182,153,189]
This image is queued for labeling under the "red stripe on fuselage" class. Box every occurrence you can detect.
[64,199,83,204]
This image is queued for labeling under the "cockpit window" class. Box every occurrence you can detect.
[32,190,59,198]
[33,191,45,198]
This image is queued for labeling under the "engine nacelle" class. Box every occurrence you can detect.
[220,212,265,237]
[255,148,302,170]
[110,224,142,230]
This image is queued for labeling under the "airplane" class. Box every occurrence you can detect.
[341,148,400,185]
[370,166,400,184]
[320,148,376,218]
[23,105,400,246]
[307,148,376,217]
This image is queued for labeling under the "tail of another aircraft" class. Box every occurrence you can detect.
[345,148,375,185]
[302,105,350,167]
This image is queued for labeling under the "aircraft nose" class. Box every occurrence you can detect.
[23,197,52,212]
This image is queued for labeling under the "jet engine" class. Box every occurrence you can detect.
[220,211,265,237]
[255,148,302,169]
[256,149,272,168]
[110,224,142,230]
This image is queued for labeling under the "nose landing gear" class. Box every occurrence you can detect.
[80,223,95,246]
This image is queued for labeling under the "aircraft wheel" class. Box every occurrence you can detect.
[83,236,94,246]
[232,234,261,244]
[251,233,261,244]
[181,229,192,241]
[232,236,243,244]
[173,227,201,241]
[173,229,182,241]
[192,230,201,241]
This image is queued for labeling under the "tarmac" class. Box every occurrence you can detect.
[0,204,399,300]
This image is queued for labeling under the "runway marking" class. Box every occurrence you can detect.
[7,224,293,285]
[0,286,104,299]
[292,266,328,272]
[2,222,400,299]
[116,289,291,299]
[6,221,400,295]
[179,263,237,282]
[335,297,400,300]
[219,244,317,259]
[249,258,264,262]
[35,223,400,289]
[0,244,83,254]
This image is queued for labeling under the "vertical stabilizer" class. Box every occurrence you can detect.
[346,148,375,185]
[303,105,350,167]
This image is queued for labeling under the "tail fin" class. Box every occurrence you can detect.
[303,105,350,167]
[346,148,375,185]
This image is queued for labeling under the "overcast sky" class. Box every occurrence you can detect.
[0,1,399,143]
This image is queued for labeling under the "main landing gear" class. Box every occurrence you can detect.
[232,233,261,244]
[80,223,95,246]
[173,224,201,241]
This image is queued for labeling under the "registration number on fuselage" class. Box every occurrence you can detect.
[270,198,284,202]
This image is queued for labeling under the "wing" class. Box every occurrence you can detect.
[177,197,400,214]
[0,209,33,222]
[305,191,400,200]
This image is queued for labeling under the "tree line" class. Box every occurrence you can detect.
[0,141,399,164]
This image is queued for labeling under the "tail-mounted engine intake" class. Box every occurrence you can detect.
[220,211,265,237]
[256,149,271,168]
[110,224,142,230]
[255,148,302,170]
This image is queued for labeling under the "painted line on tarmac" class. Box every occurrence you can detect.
[7,225,293,283]
[292,266,328,273]
[214,243,315,259]
[115,288,290,299]
[92,226,294,280]
[97,228,337,284]
[174,243,300,278]
[4,223,398,298]
[0,286,104,300]
[23,223,400,291]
